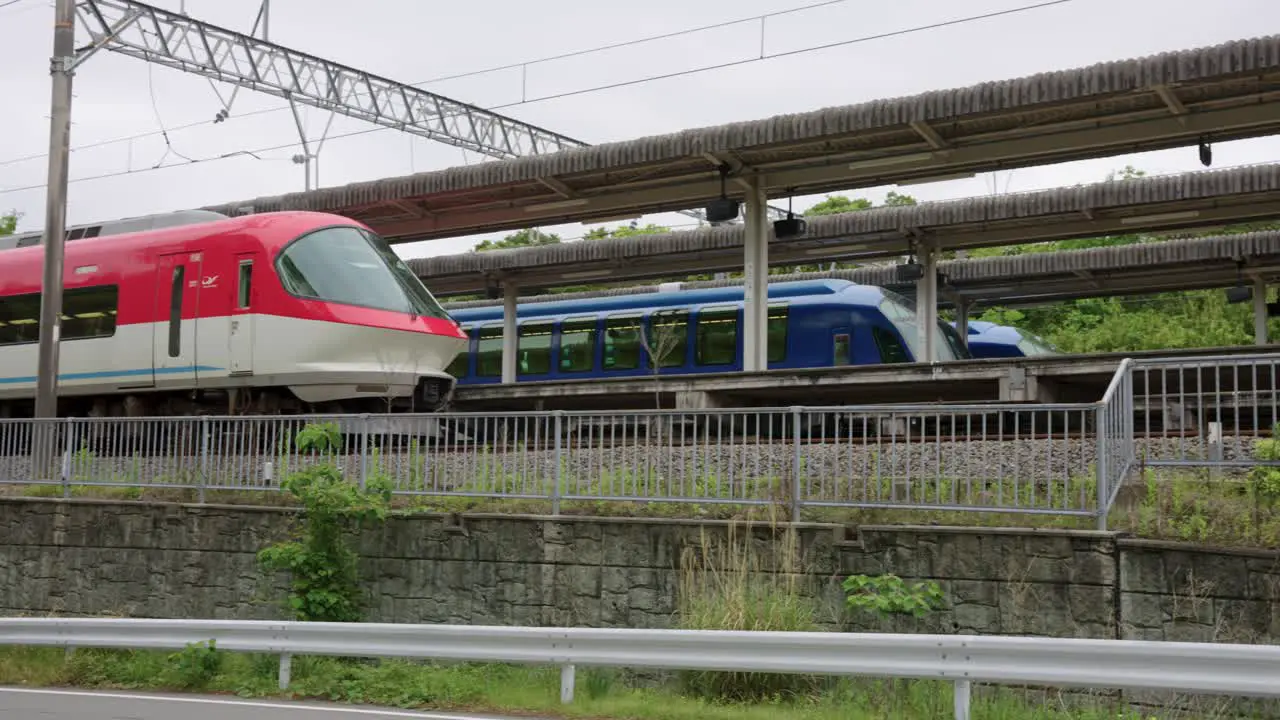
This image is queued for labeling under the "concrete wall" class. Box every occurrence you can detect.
[2,498,1278,647]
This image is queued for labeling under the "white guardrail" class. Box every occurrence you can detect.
[3,618,1280,720]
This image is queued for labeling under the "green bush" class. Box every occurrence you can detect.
[258,422,393,622]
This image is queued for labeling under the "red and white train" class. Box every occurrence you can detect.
[0,209,467,418]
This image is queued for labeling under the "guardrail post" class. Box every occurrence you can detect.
[278,652,292,690]
[559,663,575,704]
[552,411,564,515]
[790,406,803,523]
[953,679,971,720]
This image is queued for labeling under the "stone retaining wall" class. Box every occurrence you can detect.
[1,498,1277,647]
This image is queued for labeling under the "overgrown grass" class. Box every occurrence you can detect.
[0,644,1169,719]
[5,465,1278,548]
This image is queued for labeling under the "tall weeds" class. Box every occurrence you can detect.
[674,519,825,702]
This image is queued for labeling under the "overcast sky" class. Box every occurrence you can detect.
[2,0,1279,261]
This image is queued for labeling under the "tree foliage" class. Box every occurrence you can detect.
[0,211,17,236]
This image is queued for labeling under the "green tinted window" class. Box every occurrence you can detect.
[767,304,789,363]
[695,306,737,367]
[476,325,504,377]
[604,314,642,370]
[445,328,471,378]
[518,322,554,375]
[872,326,910,363]
[0,285,118,346]
[648,310,689,368]
[833,333,850,366]
[559,317,597,373]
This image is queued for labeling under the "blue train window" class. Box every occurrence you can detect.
[518,321,554,375]
[446,328,471,378]
[696,306,737,366]
[833,333,850,365]
[872,326,910,363]
[604,313,643,370]
[767,304,789,363]
[560,316,597,372]
[648,309,688,368]
[476,325,504,376]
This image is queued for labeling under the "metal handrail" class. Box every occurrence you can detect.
[1,617,1278,720]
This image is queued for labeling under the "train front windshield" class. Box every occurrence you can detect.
[877,290,960,362]
[277,225,452,320]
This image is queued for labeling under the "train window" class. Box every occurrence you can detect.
[446,328,471,378]
[940,321,971,359]
[0,285,119,346]
[695,306,737,367]
[833,333,850,366]
[872,326,910,363]
[0,293,41,345]
[169,265,184,357]
[475,325,504,377]
[275,225,452,320]
[603,314,642,370]
[767,304,789,363]
[559,317,597,373]
[518,322,553,376]
[648,309,688,368]
[61,285,119,341]
[237,260,253,309]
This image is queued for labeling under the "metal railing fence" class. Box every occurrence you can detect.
[2,617,1278,720]
[1129,352,1280,470]
[1,402,1108,520]
[4,351,1280,528]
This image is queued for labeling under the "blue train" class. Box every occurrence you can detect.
[955,320,1059,359]
[445,279,974,385]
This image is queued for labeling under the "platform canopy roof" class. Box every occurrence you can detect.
[436,229,1280,311]
[412,163,1280,295]
[201,35,1280,243]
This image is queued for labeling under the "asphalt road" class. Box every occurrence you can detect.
[0,687,544,720]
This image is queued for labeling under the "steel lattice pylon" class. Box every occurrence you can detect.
[71,0,789,223]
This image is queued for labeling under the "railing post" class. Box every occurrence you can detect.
[552,411,564,515]
[559,663,575,704]
[60,418,74,498]
[359,414,370,490]
[198,416,209,504]
[278,652,292,690]
[1095,404,1108,532]
[790,406,803,523]
[953,679,971,720]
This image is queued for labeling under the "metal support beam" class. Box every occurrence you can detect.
[1255,278,1269,346]
[73,0,745,226]
[743,176,769,372]
[916,242,939,363]
[955,298,969,350]
[74,0,584,158]
[502,281,519,383]
[35,0,77,420]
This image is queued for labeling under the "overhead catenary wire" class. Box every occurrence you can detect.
[0,0,857,169]
[0,0,1073,174]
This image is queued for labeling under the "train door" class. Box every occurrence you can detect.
[228,252,257,375]
[153,251,203,382]
[831,329,851,366]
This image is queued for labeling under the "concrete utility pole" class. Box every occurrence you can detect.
[34,0,76,419]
